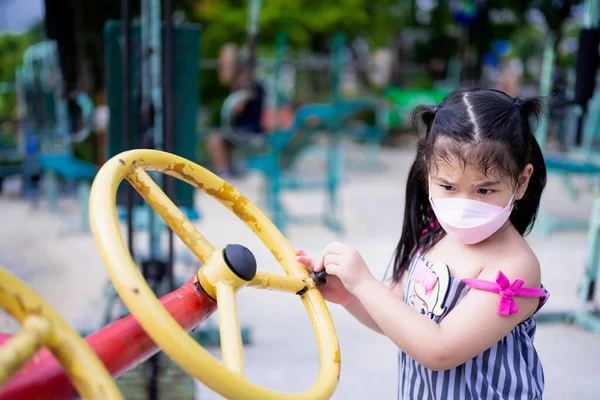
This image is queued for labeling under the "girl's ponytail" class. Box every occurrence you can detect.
[511,97,547,235]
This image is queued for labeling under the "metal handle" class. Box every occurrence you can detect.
[311,269,328,287]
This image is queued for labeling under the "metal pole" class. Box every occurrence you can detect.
[327,33,344,230]
[531,22,560,152]
[246,0,262,87]
[141,0,152,129]
[584,0,599,28]
[274,32,286,133]
[121,0,134,258]
[163,0,175,292]
[146,2,164,399]
[151,0,163,152]
[579,0,600,302]
[573,0,600,146]
[0,281,217,399]
[148,0,163,261]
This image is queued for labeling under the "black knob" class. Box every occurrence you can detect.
[223,244,257,281]
[311,269,328,286]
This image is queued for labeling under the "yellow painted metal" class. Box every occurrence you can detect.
[248,271,309,294]
[128,166,214,264]
[0,267,123,399]
[216,282,245,376]
[0,316,51,385]
[197,248,250,375]
[197,250,250,300]
[90,149,340,400]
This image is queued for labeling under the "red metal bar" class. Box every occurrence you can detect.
[0,277,216,400]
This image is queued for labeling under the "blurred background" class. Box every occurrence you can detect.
[0,0,600,399]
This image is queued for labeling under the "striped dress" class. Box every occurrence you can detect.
[398,253,550,400]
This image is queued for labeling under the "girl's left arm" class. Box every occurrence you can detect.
[321,242,541,371]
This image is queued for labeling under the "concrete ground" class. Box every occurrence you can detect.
[1,141,599,399]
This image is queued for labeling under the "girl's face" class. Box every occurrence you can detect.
[429,155,533,209]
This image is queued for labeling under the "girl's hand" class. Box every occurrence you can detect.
[319,242,376,295]
[296,248,353,306]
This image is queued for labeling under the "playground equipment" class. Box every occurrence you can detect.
[220,26,389,234]
[535,0,600,339]
[15,41,97,233]
[0,149,340,400]
[199,1,391,236]
[221,33,346,234]
[533,0,600,237]
[103,1,251,395]
[104,18,202,255]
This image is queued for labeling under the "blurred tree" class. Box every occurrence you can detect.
[177,0,408,124]
[0,21,44,117]
[185,0,405,55]
[0,0,588,121]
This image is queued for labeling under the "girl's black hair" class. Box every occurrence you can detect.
[389,88,547,283]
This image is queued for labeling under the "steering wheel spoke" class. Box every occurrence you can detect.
[248,271,310,294]
[126,165,215,264]
[216,282,245,376]
[0,268,123,399]
[0,316,51,385]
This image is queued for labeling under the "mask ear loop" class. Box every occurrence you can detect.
[510,178,522,210]
[427,174,432,198]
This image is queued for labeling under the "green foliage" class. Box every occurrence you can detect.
[0,0,589,124]
[0,22,44,117]
[188,0,404,55]
[178,0,407,126]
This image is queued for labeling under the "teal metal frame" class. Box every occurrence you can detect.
[221,32,387,234]
[537,184,600,338]
[17,41,97,233]
[537,0,600,338]
[533,1,600,237]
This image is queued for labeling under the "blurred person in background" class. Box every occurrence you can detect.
[207,43,265,179]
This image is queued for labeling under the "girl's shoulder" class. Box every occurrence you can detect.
[479,235,541,289]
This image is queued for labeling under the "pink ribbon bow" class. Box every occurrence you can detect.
[463,271,547,316]
[411,260,438,294]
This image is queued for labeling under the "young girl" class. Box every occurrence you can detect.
[297,88,549,399]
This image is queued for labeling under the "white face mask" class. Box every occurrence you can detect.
[428,177,518,244]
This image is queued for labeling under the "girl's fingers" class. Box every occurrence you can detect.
[315,256,325,272]
[296,255,309,265]
[324,264,341,277]
[317,242,348,272]
[321,242,346,259]
[316,254,342,273]
[324,254,342,267]
[295,249,315,272]
[296,255,315,272]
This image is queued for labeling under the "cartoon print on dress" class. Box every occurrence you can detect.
[407,259,451,318]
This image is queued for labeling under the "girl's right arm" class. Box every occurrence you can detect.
[343,295,383,333]
[345,271,406,334]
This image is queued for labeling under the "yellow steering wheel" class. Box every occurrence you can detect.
[0,268,123,399]
[89,149,340,400]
